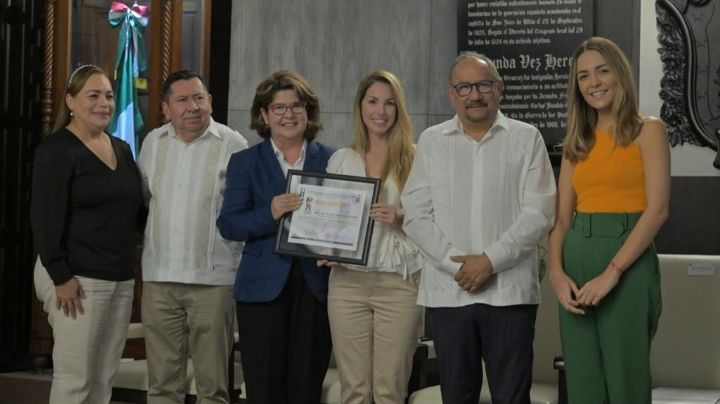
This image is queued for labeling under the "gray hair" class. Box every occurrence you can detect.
[448,52,502,84]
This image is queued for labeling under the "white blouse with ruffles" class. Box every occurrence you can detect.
[327,148,423,278]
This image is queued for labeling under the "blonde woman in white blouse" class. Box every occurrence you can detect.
[322,70,423,404]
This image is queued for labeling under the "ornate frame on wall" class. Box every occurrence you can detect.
[656,0,720,168]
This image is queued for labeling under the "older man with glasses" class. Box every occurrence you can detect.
[401,52,556,404]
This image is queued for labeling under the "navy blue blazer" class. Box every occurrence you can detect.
[217,138,336,303]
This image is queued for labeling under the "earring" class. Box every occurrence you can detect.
[70,111,74,117]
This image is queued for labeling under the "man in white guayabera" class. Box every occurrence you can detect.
[138,70,248,404]
[401,52,556,404]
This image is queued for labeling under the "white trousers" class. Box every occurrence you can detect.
[34,260,134,404]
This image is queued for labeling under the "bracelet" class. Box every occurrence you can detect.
[609,261,624,274]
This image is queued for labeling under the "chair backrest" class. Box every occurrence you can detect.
[533,275,562,385]
[651,254,720,389]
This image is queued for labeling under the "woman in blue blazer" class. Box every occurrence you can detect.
[217,70,335,404]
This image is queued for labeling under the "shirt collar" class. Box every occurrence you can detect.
[165,118,222,142]
[270,138,307,160]
[442,110,510,138]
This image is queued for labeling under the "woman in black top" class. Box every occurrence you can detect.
[31,65,144,404]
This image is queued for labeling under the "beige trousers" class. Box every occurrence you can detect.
[34,260,134,404]
[142,282,235,404]
[328,267,422,404]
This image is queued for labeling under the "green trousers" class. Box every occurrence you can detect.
[560,212,662,404]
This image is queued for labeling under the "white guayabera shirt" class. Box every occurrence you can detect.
[401,112,556,308]
[139,119,249,285]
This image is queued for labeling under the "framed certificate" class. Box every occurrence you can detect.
[275,169,381,265]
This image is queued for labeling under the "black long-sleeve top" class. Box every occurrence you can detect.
[30,128,144,285]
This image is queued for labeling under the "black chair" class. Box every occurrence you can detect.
[553,356,568,404]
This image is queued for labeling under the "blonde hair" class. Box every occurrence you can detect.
[52,65,110,133]
[350,70,414,195]
[563,37,643,162]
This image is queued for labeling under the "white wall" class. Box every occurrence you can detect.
[639,1,719,176]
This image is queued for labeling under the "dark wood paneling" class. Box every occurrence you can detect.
[655,177,720,255]
[147,0,183,131]
[209,0,230,124]
[0,0,44,367]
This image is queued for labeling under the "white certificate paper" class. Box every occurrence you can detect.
[288,183,366,251]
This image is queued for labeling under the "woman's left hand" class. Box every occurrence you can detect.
[369,203,402,229]
[55,277,86,319]
[575,265,622,307]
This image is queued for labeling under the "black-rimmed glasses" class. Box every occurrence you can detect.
[267,102,306,116]
[451,80,497,96]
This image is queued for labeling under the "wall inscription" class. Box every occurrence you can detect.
[457,0,593,149]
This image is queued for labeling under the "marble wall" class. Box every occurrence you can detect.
[226,0,640,148]
[226,0,457,147]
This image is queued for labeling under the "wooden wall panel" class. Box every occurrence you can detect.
[655,177,720,255]
[147,0,183,131]
[209,0,231,124]
[0,0,44,366]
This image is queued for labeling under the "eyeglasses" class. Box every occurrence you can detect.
[451,80,497,97]
[267,102,306,116]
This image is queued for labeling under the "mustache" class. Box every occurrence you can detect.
[465,101,488,108]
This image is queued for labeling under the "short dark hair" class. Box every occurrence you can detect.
[250,70,322,140]
[161,70,208,102]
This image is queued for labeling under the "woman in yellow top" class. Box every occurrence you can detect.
[548,37,670,404]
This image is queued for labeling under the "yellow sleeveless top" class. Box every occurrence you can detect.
[573,130,646,212]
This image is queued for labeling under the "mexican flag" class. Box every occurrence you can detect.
[108,1,149,158]
[109,50,143,157]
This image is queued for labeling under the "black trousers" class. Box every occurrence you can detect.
[236,261,332,404]
[428,303,537,404]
